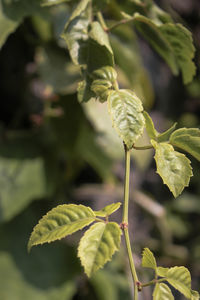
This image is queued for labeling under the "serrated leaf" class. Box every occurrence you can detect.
[133,14,196,84]
[28,204,95,251]
[151,140,193,197]
[94,202,121,217]
[142,248,157,270]
[160,23,196,84]
[165,266,191,299]
[157,266,169,278]
[108,89,145,149]
[157,122,177,142]
[78,222,121,277]
[143,111,158,139]
[170,128,200,161]
[133,14,178,75]
[153,283,174,300]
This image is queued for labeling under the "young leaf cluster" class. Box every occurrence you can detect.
[142,248,199,299]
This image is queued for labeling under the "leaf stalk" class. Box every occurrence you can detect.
[122,146,139,300]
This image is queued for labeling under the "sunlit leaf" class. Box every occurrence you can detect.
[0,3,18,48]
[28,204,95,251]
[94,202,121,217]
[143,111,158,139]
[151,140,193,197]
[78,222,121,277]
[157,122,177,142]
[191,290,200,300]
[142,248,157,270]
[93,66,117,82]
[170,128,200,161]
[153,283,174,300]
[108,89,145,149]
[165,266,191,299]
[157,266,169,278]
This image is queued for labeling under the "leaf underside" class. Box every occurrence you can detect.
[151,140,193,197]
[28,204,95,251]
[142,247,157,270]
[108,89,145,149]
[153,283,174,300]
[78,222,121,277]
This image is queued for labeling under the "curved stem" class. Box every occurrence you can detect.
[122,147,139,300]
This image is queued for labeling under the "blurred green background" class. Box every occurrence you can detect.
[0,0,200,299]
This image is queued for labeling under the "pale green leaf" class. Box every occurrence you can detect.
[28,204,95,251]
[165,266,191,299]
[157,122,177,142]
[157,267,169,278]
[78,222,122,277]
[94,202,121,217]
[170,128,200,161]
[133,14,196,84]
[143,111,158,139]
[153,283,174,300]
[61,0,91,65]
[142,248,157,270]
[108,89,145,149]
[151,140,193,197]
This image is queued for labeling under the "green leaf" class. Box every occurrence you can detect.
[142,248,157,270]
[165,266,192,299]
[143,111,158,139]
[93,66,117,82]
[61,0,91,65]
[191,290,200,300]
[94,202,121,217]
[0,157,47,223]
[0,3,18,48]
[153,283,174,300]
[108,89,145,149]
[91,66,117,102]
[157,266,169,277]
[151,140,193,197]
[78,222,122,277]
[157,122,177,142]
[89,21,113,59]
[170,128,200,162]
[133,14,196,84]
[160,23,196,84]
[133,14,178,75]
[28,204,96,251]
